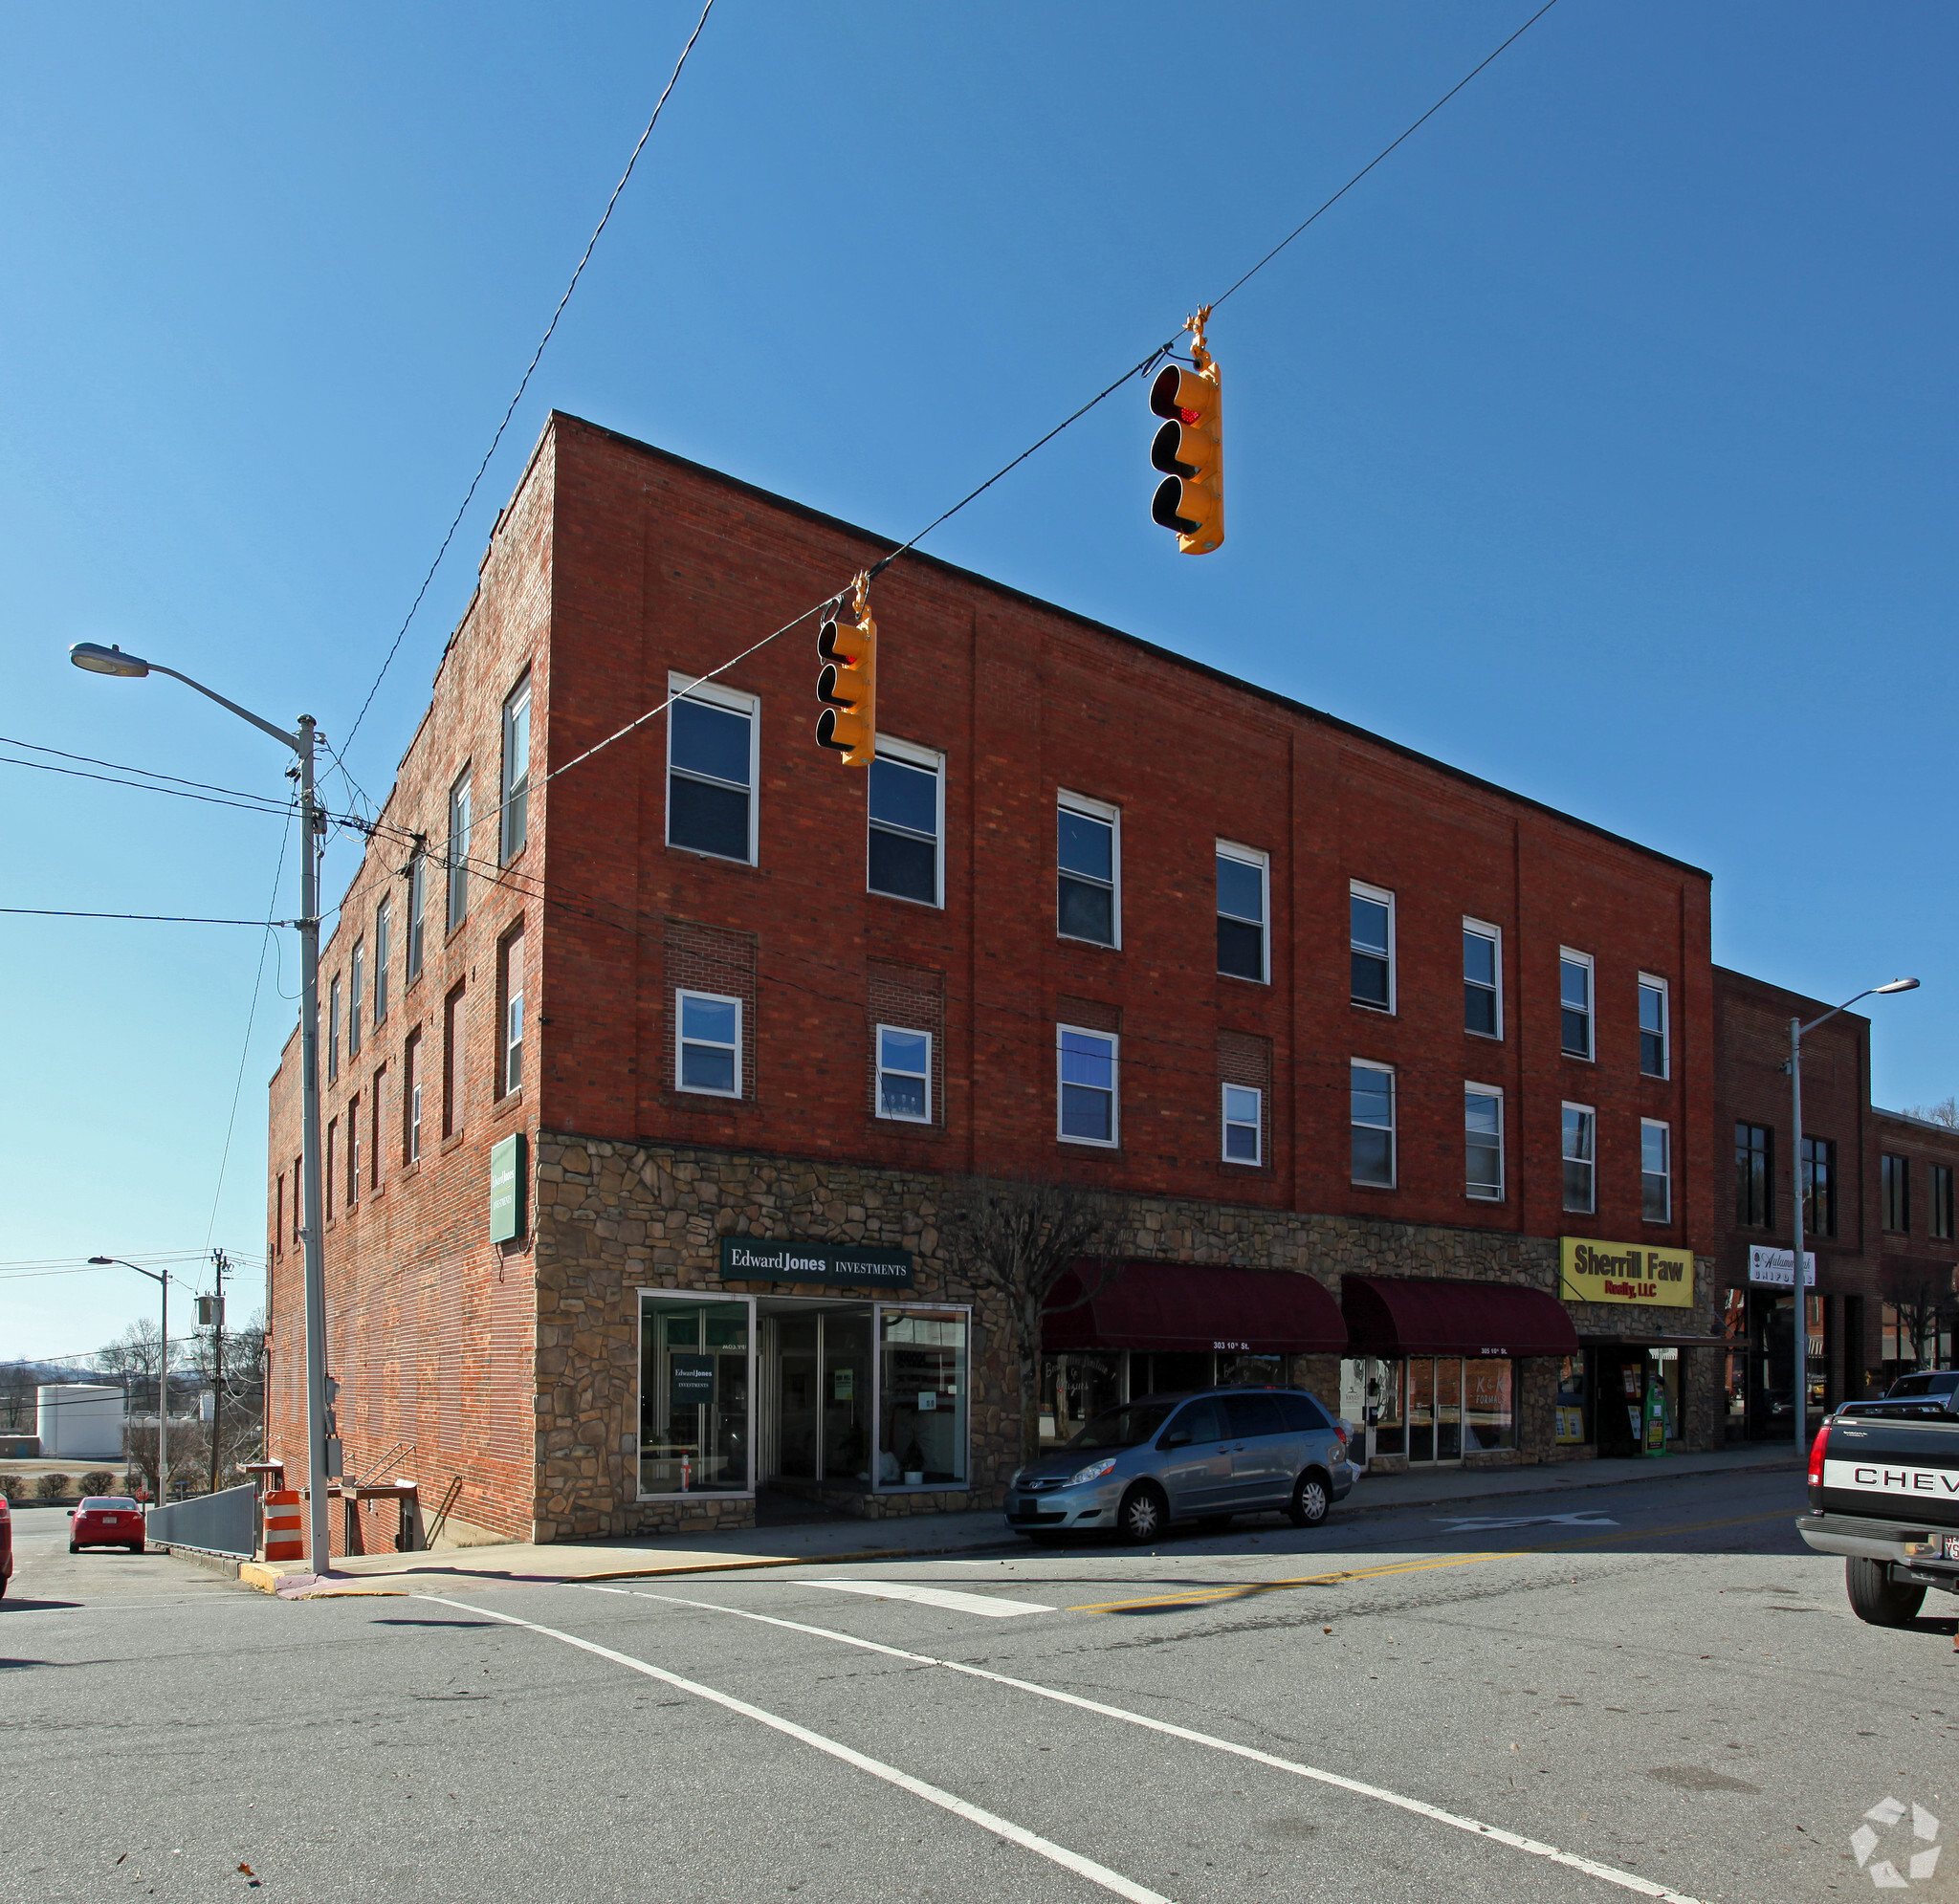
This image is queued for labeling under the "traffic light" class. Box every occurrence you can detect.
[815,575,876,765]
[1149,307,1222,554]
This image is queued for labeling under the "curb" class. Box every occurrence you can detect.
[153,1543,246,1579]
[1332,1454,1800,1522]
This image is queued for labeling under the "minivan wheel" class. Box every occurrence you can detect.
[1117,1483,1166,1544]
[1287,1472,1331,1529]
[1846,1557,1926,1627]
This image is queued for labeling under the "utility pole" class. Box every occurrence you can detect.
[207,1249,229,1497]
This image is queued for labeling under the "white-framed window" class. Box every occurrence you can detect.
[1351,1060,1396,1187]
[447,768,473,931]
[1464,1085,1504,1201]
[349,939,364,1057]
[675,990,742,1098]
[1057,1024,1118,1146]
[406,846,426,981]
[1222,1083,1263,1165]
[500,671,532,864]
[1562,1103,1596,1214]
[1216,843,1268,983]
[1641,1119,1671,1222]
[667,673,759,865]
[1057,793,1119,949]
[1639,974,1669,1079]
[1559,949,1594,1060]
[1464,918,1501,1039]
[500,929,524,1098]
[1350,882,1394,1012]
[875,1025,932,1123]
[374,897,391,1026]
[327,974,341,1083]
[405,1031,422,1165]
[868,739,943,908]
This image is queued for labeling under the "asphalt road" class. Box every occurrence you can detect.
[4,1468,1955,1904]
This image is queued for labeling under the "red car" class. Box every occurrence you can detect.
[0,1494,11,1596]
[69,1497,144,1554]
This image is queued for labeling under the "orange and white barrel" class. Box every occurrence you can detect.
[262,1489,303,1562]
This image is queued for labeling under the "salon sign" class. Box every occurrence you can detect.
[718,1237,914,1289]
[1560,1237,1694,1308]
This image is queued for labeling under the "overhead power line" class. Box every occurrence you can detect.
[339,0,718,756]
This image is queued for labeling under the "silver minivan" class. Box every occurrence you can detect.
[1003,1386,1359,1543]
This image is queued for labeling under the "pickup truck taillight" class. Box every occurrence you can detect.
[1808,1421,1830,1488]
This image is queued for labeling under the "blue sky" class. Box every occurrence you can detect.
[4,2,1953,1357]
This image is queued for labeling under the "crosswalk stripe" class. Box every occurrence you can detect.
[812,1579,1056,1617]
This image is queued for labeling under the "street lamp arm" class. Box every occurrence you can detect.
[89,1255,165,1287]
[142,661,305,755]
[1797,977,1920,1042]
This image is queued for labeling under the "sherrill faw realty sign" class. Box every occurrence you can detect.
[1560,1237,1694,1308]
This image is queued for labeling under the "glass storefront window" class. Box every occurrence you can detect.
[879,1310,968,1486]
[1407,1359,1436,1462]
[1464,1359,1515,1451]
[823,1309,873,1483]
[1435,1356,1463,1460]
[1374,1360,1405,1455]
[1554,1353,1589,1445]
[1040,1352,1120,1448]
[1217,1351,1283,1388]
[640,1294,751,1496]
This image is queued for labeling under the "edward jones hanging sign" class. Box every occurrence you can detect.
[1560,1237,1694,1308]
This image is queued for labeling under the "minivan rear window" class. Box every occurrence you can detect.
[1276,1392,1330,1433]
[1068,1403,1175,1451]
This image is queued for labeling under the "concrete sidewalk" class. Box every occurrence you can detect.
[223,1442,1796,1599]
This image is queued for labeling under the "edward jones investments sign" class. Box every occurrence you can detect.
[719,1237,913,1288]
[1560,1237,1694,1308]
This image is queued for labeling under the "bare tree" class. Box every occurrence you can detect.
[1879,1261,1957,1372]
[1902,1097,1959,1128]
[946,1176,1120,1465]
[0,1362,33,1433]
[96,1319,164,1415]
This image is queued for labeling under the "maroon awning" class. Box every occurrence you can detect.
[1043,1260,1347,1355]
[1340,1276,1578,1359]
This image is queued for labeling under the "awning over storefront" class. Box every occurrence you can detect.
[1042,1260,1348,1355]
[1341,1276,1578,1359]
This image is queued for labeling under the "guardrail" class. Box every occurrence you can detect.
[146,1482,256,1557]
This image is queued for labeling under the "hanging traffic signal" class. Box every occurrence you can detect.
[1149,306,1223,554]
[815,574,876,765]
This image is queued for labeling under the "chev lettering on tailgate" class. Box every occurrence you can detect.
[1823,1457,1959,1500]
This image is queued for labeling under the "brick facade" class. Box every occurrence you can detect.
[268,414,1725,1543]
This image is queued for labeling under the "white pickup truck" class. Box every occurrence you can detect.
[1797,1370,1959,1626]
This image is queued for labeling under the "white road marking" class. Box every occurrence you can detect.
[812,1579,1055,1618]
[415,1594,1171,1904]
[1433,1512,1620,1533]
[609,1585,1706,1904]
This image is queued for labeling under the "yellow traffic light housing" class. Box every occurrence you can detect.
[815,573,876,765]
[1149,307,1223,554]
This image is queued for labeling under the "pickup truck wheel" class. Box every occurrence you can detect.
[1845,1557,1926,1627]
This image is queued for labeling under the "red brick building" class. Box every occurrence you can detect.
[266,413,1723,1546]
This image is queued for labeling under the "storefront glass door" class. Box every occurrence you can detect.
[877,1308,968,1487]
[639,1294,752,1496]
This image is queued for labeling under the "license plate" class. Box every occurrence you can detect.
[1945,1536,1959,1562]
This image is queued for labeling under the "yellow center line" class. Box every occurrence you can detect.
[1067,1511,1793,1614]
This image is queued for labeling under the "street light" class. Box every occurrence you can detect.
[1788,976,1921,1460]
[89,1258,170,1502]
[70,640,332,1575]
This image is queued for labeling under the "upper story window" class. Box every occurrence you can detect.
[405,1031,423,1165]
[667,678,757,864]
[1931,1163,1953,1241]
[1801,1135,1838,1238]
[1216,844,1268,983]
[1222,1083,1262,1165]
[868,744,942,907]
[447,769,473,932]
[500,672,532,864]
[499,927,525,1099]
[1559,950,1594,1060]
[348,940,364,1056]
[675,990,742,1098]
[1736,1122,1772,1228]
[1057,1025,1118,1146]
[374,897,391,1026]
[406,846,426,981]
[1638,974,1669,1078]
[1464,919,1501,1038]
[1350,1060,1396,1187]
[1641,1120,1672,1223]
[1882,1152,1910,1234]
[1465,1085,1504,1201]
[327,974,341,1083]
[1562,1103,1596,1214]
[875,1026,932,1123]
[1057,794,1118,948]
[1350,883,1394,1012]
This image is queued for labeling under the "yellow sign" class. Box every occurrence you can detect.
[1560,1237,1694,1309]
